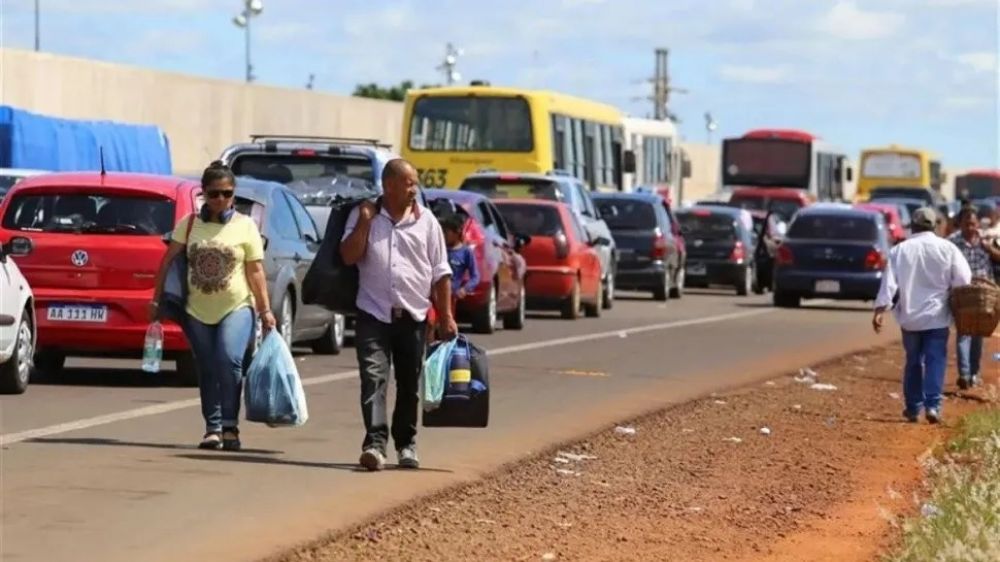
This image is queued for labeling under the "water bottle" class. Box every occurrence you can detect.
[142,321,164,373]
[446,342,472,399]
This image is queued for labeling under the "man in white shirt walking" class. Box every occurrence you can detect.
[873,207,972,424]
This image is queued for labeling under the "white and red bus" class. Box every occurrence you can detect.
[721,129,854,203]
[955,169,1000,201]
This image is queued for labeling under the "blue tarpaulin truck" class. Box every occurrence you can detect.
[0,105,172,174]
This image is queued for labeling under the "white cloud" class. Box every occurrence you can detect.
[943,95,993,109]
[955,52,999,73]
[818,1,905,40]
[719,64,790,84]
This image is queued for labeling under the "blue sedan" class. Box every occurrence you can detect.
[772,207,892,308]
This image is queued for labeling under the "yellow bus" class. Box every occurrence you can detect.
[857,145,944,201]
[401,83,628,190]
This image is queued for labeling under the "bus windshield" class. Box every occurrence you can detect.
[408,96,533,152]
[957,175,1000,200]
[722,139,811,188]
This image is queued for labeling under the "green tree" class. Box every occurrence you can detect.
[352,81,440,101]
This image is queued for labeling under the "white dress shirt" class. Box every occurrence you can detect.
[875,231,972,331]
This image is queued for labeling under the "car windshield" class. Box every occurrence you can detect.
[408,96,533,152]
[461,177,564,202]
[678,212,737,241]
[2,192,175,235]
[230,154,377,197]
[496,204,563,237]
[788,214,877,241]
[594,199,656,230]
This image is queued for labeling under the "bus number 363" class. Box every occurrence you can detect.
[417,168,448,188]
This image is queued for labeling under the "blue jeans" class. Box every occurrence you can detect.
[900,328,949,414]
[956,335,983,380]
[183,307,255,433]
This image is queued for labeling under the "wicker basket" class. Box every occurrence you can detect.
[950,278,1000,337]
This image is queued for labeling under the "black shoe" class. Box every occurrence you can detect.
[222,428,241,451]
[958,377,971,390]
[902,409,919,423]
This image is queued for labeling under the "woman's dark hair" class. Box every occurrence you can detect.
[201,160,236,189]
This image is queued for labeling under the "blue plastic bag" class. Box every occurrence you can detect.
[423,338,457,412]
[245,331,309,427]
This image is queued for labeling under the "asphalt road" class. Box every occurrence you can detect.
[0,290,884,562]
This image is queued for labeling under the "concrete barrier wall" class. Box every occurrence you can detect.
[0,48,404,175]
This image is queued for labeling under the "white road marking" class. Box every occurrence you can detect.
[0,307,775,446]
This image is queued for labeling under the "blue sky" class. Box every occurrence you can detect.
[1,0,997,168]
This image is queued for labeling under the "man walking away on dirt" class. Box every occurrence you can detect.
[873,207,972,424]
[341,159,456,471]
[948,206,994,389]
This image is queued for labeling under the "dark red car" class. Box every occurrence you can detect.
[494,200,605,320]
[425,189,528,334]
[854,202,906,244]
[0,172,202,382]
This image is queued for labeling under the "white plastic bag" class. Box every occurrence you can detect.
[245,331,309,427]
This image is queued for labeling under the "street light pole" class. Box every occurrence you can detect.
[34,0,40,52]
[244,11,252,83]
[232,0,263,84]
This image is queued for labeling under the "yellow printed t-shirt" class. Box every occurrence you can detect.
[172,213,265,325]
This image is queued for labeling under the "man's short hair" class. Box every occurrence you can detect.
[957,205,978,224]
[440,212,466,233]
[381,158,413,185]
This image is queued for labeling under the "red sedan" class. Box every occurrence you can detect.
[0,172,202,382]
[494,200,605,320]
[854,202,907,244]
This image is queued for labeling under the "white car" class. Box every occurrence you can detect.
[0,168,48,203]
[0,238,35,394]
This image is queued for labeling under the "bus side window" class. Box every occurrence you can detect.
[551,114,567,171]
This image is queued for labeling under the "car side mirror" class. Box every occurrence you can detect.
[590,235,612,247]
[623,150,637,174]
[162,232,173,246]
[261,235,270,252]
[304,233,319,245]
[514,234,531,251]
[5,237,32,257]
[846,167,854,182]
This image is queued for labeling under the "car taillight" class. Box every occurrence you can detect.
[730,240,745,263]
[554,232,570,259]
[776,244,794,266]
[651,230,668,259]
[865,248,885,270]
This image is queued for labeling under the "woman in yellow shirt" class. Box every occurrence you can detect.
[151,161,276,451]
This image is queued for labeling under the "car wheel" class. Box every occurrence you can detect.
[561,278,582,320]
[602,271,615,310]
[0,314,34,394]
[277,292,295,350]
[653,270,670,301]
[311,313,345,355]
[737,266,752,296]
[584,281,603,318]
[502,285,526,330]
[33,349,66,380]
[473,284,497,334]
[669,265,685,299]
[175,351,199,387]
[773,291,801,308]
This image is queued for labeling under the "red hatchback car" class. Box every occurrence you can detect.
[854,202,906,244]
[0,172,202,382]
[494,200,604,320]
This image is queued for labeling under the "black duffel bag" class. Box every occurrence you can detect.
[423,336,490,428]
[302,195,381,313]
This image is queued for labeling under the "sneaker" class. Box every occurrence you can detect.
[971,374,982,388]
[199,432,223,450]
[359,448,386,472]
[902,409,919,423]
[397,446,420,469]
[958,377,971,390]
[925,408,942,424]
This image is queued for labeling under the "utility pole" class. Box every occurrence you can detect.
[436,43,463,85]
[632,48,688,122]
[232,0,264,83]
[34,0,40,52]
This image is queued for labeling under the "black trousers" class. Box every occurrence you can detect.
[355,310,427,454]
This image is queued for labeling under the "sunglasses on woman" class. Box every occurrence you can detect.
[206,190,235,199]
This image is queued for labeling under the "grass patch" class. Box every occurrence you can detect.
[887,407,1000,562]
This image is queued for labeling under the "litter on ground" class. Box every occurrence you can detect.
[810,383,838,391]
[723,437,743,443]
[614,426,637,436]
[759,427,772,436]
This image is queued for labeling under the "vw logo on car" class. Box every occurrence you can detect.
[70,250,89,267]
